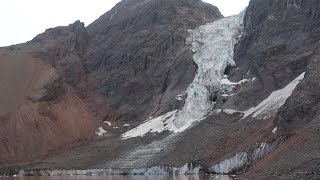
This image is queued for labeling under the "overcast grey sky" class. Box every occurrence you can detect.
[0,0,250,47]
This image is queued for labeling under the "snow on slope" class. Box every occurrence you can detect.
[221,73,305,119]
[121,110,177,139]
[95,127,107,136]
[122,12,245,139]
[242,72,305,119]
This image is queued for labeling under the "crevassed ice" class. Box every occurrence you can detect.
[122,11,245,139]
[209,152,249,174]
[209,140,282,174]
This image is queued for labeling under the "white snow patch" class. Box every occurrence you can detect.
[177,92,186,96]
[220,78,249,85]
[238,79,250,84]
[242,72,305,119]
[221,93,235,97]
[95,127,107,136]
[252,77,256,81]
[272,127,278,134]
[122,11,245,139]
[123,124,130,127]
[122,110,177,139]
[176,92,187,101]
[213,109,222,114]
[223,109,240,115]
[176,97,184,101]
[104,121,111,126]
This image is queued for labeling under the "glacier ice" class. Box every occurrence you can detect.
[209,138,284,174]
[209,152,249,174]
[122,11,245,139]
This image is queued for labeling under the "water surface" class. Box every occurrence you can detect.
[1,175,233,180]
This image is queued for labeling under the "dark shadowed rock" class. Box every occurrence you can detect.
[226,0,320,179]
[230,0,320,134]
[227,0,318,111]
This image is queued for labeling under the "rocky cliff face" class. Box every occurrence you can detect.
[1,0,320,179]
[239,0,320,179]
[84,0,222,125]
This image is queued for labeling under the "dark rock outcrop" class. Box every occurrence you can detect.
[84,0,222,124]
[228,0,315,110]
[226,0,320,178]
[230,0,320,134]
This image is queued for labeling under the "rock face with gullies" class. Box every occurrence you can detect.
[225,0,320,179]
[84,0,222,124]
[233,0,320,141]
[270,0,320,134]
[225,0,314,111]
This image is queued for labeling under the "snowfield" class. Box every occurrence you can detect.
[242,72,305,119]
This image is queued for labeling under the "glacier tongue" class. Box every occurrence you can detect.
[173,11,245,131]
[122,12,245,139]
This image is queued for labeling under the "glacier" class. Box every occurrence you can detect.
[122,11,245,139]
[209,137,285,174]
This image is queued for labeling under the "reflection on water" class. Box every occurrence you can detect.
[1,175,232,180]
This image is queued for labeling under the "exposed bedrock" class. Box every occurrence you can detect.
[84,0,223,125]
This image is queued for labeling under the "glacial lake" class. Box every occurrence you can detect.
[0,175,233,180]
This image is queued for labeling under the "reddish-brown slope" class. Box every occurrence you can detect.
[0,86,95,164]
[0,22,105,165]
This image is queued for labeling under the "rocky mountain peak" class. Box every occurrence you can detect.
[83,0,223,125]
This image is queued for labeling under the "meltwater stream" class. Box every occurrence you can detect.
[1,175,233,180]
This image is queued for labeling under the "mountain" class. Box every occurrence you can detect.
[1,0,320,179]
[84,0,222,125]
[0,0,221,166]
